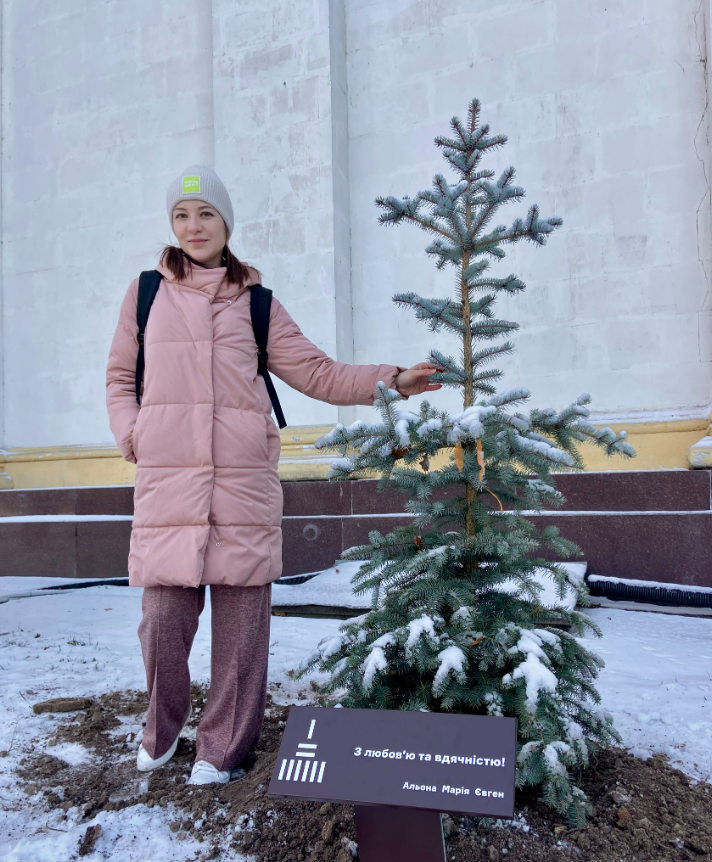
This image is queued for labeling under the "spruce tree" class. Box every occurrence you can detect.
[299,99,635,825]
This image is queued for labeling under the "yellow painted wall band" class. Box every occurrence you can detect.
[0,420,709,489]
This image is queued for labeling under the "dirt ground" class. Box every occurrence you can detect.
[13,686,712,861]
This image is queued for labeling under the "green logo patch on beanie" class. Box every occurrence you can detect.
[182,175,201,194]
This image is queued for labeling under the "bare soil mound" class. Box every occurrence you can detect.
[14,687,712,861]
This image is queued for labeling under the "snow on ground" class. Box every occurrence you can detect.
[0,584,336,862]
[0,580,710,861]
[4,803,204,862]
[273,564,368,608]
[581,607,712,782]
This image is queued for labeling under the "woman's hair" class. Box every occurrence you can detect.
[159,244,259,287]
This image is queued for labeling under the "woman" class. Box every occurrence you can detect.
[105,165,440,786]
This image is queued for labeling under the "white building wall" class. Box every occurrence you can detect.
[0,0,4,453]
[1,0,214,448]
[212,0,354,426]
[0,0,710,452]
[346,0,712,421]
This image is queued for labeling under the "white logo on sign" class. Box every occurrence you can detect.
[277,718,326,784]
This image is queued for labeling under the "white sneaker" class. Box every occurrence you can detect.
[187,760,231,785]
[136,705,191,773]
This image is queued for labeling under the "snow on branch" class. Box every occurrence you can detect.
[405,614,441,658]
[433,645,468,694]
[362,632,396,690]
[530,395,636,459]
[446,405,498,442]
[511,432,575,466]
[503,627,560,712]
[486,388,531,407]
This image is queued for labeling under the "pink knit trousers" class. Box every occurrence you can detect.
[137,583,271,771]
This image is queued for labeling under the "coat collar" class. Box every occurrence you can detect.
[155,261,261,301]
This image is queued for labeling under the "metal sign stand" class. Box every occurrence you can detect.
[269,706,516,860]
[354,805,445,862]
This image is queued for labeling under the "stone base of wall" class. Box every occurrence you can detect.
[0,470,709,587]
[1,417,711,491]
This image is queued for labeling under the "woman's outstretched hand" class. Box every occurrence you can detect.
[394,362,444,397]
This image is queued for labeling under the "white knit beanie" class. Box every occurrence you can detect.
[166,165,234,239]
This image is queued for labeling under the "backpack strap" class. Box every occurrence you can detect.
[133,272,288,428]
[135,270,164,405]
[250,284,287,429]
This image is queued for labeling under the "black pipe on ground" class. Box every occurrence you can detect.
[585,575,712,609]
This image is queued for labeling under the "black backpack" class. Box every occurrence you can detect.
[134,270,287,428]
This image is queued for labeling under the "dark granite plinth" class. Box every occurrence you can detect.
[281,517,344,577]
[0,522,77,577]
[549,469,711,512]
[0,486,134,517]
[0,520,132,579]
[76,520,132,578]
[530,512,712,587]
[1,471,711,586]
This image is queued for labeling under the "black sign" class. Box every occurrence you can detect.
[268,706,516,818]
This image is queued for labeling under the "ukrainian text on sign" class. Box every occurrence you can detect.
[268,706,516,818]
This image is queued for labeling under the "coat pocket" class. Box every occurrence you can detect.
[130,411,145,462]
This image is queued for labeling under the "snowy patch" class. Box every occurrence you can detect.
[451,606,473,623]
[484,691,504,717]
[362,647,389,690]
[492,812,531,832]
[588,574,712,595]
[416,418,443,437]
[0,515,133,523]
[487,388,531,407]
[577,608,712,779]
[446,405,497,443]
[394,419,410,447]
[433,646,467,693]
[1,577,711,860]
[330,457,355,473]
[316,635,344,660]
[507,652,558,711]
[543,741,571,776]
[627,747,653,761]
[1,801,207,862]
[273,562,369,609]
[40,742,92,766]
[405,614,439,657]
[512,433,574,465]
[0,585,339,861]
[496,563,585,611]
[504,629,560,711]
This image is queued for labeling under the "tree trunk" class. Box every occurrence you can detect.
[463,198,476,541]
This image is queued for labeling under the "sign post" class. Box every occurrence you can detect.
[268,706,517,861]
[353,805,445,862]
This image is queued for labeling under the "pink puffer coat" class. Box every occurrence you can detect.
[106,263,404,589]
